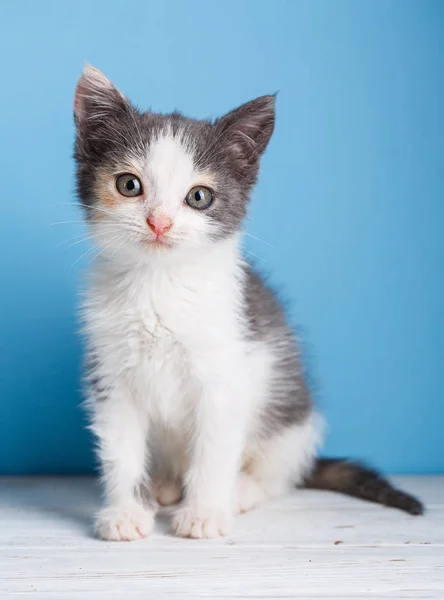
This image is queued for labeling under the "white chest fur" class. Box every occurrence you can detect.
[83,238,246,427]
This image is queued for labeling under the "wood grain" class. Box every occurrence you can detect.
[0,477,443,598]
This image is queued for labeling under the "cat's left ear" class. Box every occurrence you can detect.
[214,95,276,182]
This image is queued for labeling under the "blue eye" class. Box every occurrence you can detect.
[185,186,213,210]
[116,173,143,197]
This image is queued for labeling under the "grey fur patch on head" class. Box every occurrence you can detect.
[73,66,275,240]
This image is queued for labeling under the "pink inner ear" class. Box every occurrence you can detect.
[217,95,276,169]
[73,66,117,124]
[226,121,261,166]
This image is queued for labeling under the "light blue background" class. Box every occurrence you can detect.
[0,0,442,475]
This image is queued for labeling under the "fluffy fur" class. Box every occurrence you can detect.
[73,65,423,541]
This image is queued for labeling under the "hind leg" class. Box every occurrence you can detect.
[236,414,321,515]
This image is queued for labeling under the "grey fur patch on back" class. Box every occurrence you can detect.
[243,266,313,436]
[83,352,109,403]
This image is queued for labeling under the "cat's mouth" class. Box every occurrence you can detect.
[143,237,173,250]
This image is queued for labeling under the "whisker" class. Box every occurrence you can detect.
[244,231,274,248]
[51,220,89,226]
[69,244,100,273]
[59,227,123,249]
[109,233,128,260]
[57,232,89,247]
[244,248,268,264]
[53,203,117,219]
[54,203,132,225]
[88,206,120,218]
[49,202,82,209]
[88,232,127,264]
[69,231,125,272]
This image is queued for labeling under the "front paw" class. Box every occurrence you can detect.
[95,504,155,541]
[172,506,230,539]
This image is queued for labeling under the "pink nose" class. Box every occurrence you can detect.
[147,215,172,238]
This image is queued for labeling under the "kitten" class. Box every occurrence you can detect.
[73,65,423,540]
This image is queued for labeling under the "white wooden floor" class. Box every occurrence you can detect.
[0,477,443,599]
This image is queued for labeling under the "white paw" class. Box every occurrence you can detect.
[172,506,230,539]
[95,504,155,541]
[236,473,265,515]
[152,479,182,507]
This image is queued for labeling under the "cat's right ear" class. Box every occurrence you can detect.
[213,95,276,184]
[74,64,127,129]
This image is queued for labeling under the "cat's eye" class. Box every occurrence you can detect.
[116,173,143,197]
[185,186,213,210]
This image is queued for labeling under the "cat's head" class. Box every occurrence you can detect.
[74,65,275,260]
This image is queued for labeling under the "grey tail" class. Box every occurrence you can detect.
[302,458,424,516]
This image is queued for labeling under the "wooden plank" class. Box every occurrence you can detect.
[1,546,443,598]
[0,477,443,599]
